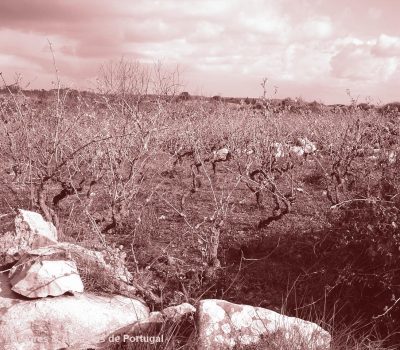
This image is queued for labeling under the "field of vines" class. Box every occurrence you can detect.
[1,84,400,348]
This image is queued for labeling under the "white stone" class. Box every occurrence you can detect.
[388,150,397,164]
[0,210,58,265]
[298,137,317,154]
[197,299,331,350]
[213,148,230,161]
[272,142,285,158]
[15,209,58,243]
[272,138,316,159]
[290,145,305,157]
[9,254,84,298]
[0,272,149,350]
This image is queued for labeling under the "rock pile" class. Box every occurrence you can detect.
[0,209,148,349]
[0,209,331,349]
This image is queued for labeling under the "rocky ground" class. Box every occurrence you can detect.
[0,209,330,349]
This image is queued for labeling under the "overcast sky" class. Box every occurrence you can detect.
[0,0,399,103]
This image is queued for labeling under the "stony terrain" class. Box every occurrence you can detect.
[0,209,330,349]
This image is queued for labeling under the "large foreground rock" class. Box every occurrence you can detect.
[197,299,331,350]
[0,209,57,265]
[0,273,149,350]
[9,247,84,298]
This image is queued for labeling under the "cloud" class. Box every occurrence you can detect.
[0,0,399,103]
[299,16,333,39]
[331,36,400,81]
[282,44,332,81]
[0,0,114,25]
[372,34,400,57]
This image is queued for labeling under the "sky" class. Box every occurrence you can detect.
[0,0,399,104]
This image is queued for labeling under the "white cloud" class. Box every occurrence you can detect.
[283,43,332,81]
[331,43,399,81]
[372,34,400,57]
[300,17,333,39]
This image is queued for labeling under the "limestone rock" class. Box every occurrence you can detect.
[213,148,230,161]
[197,299,331,350]
[0,272,149,350]
[9,247,84,298]
[297,137,317,155]
[8,244,136,300]
[15,209,58,245]
[0,209,57,265]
